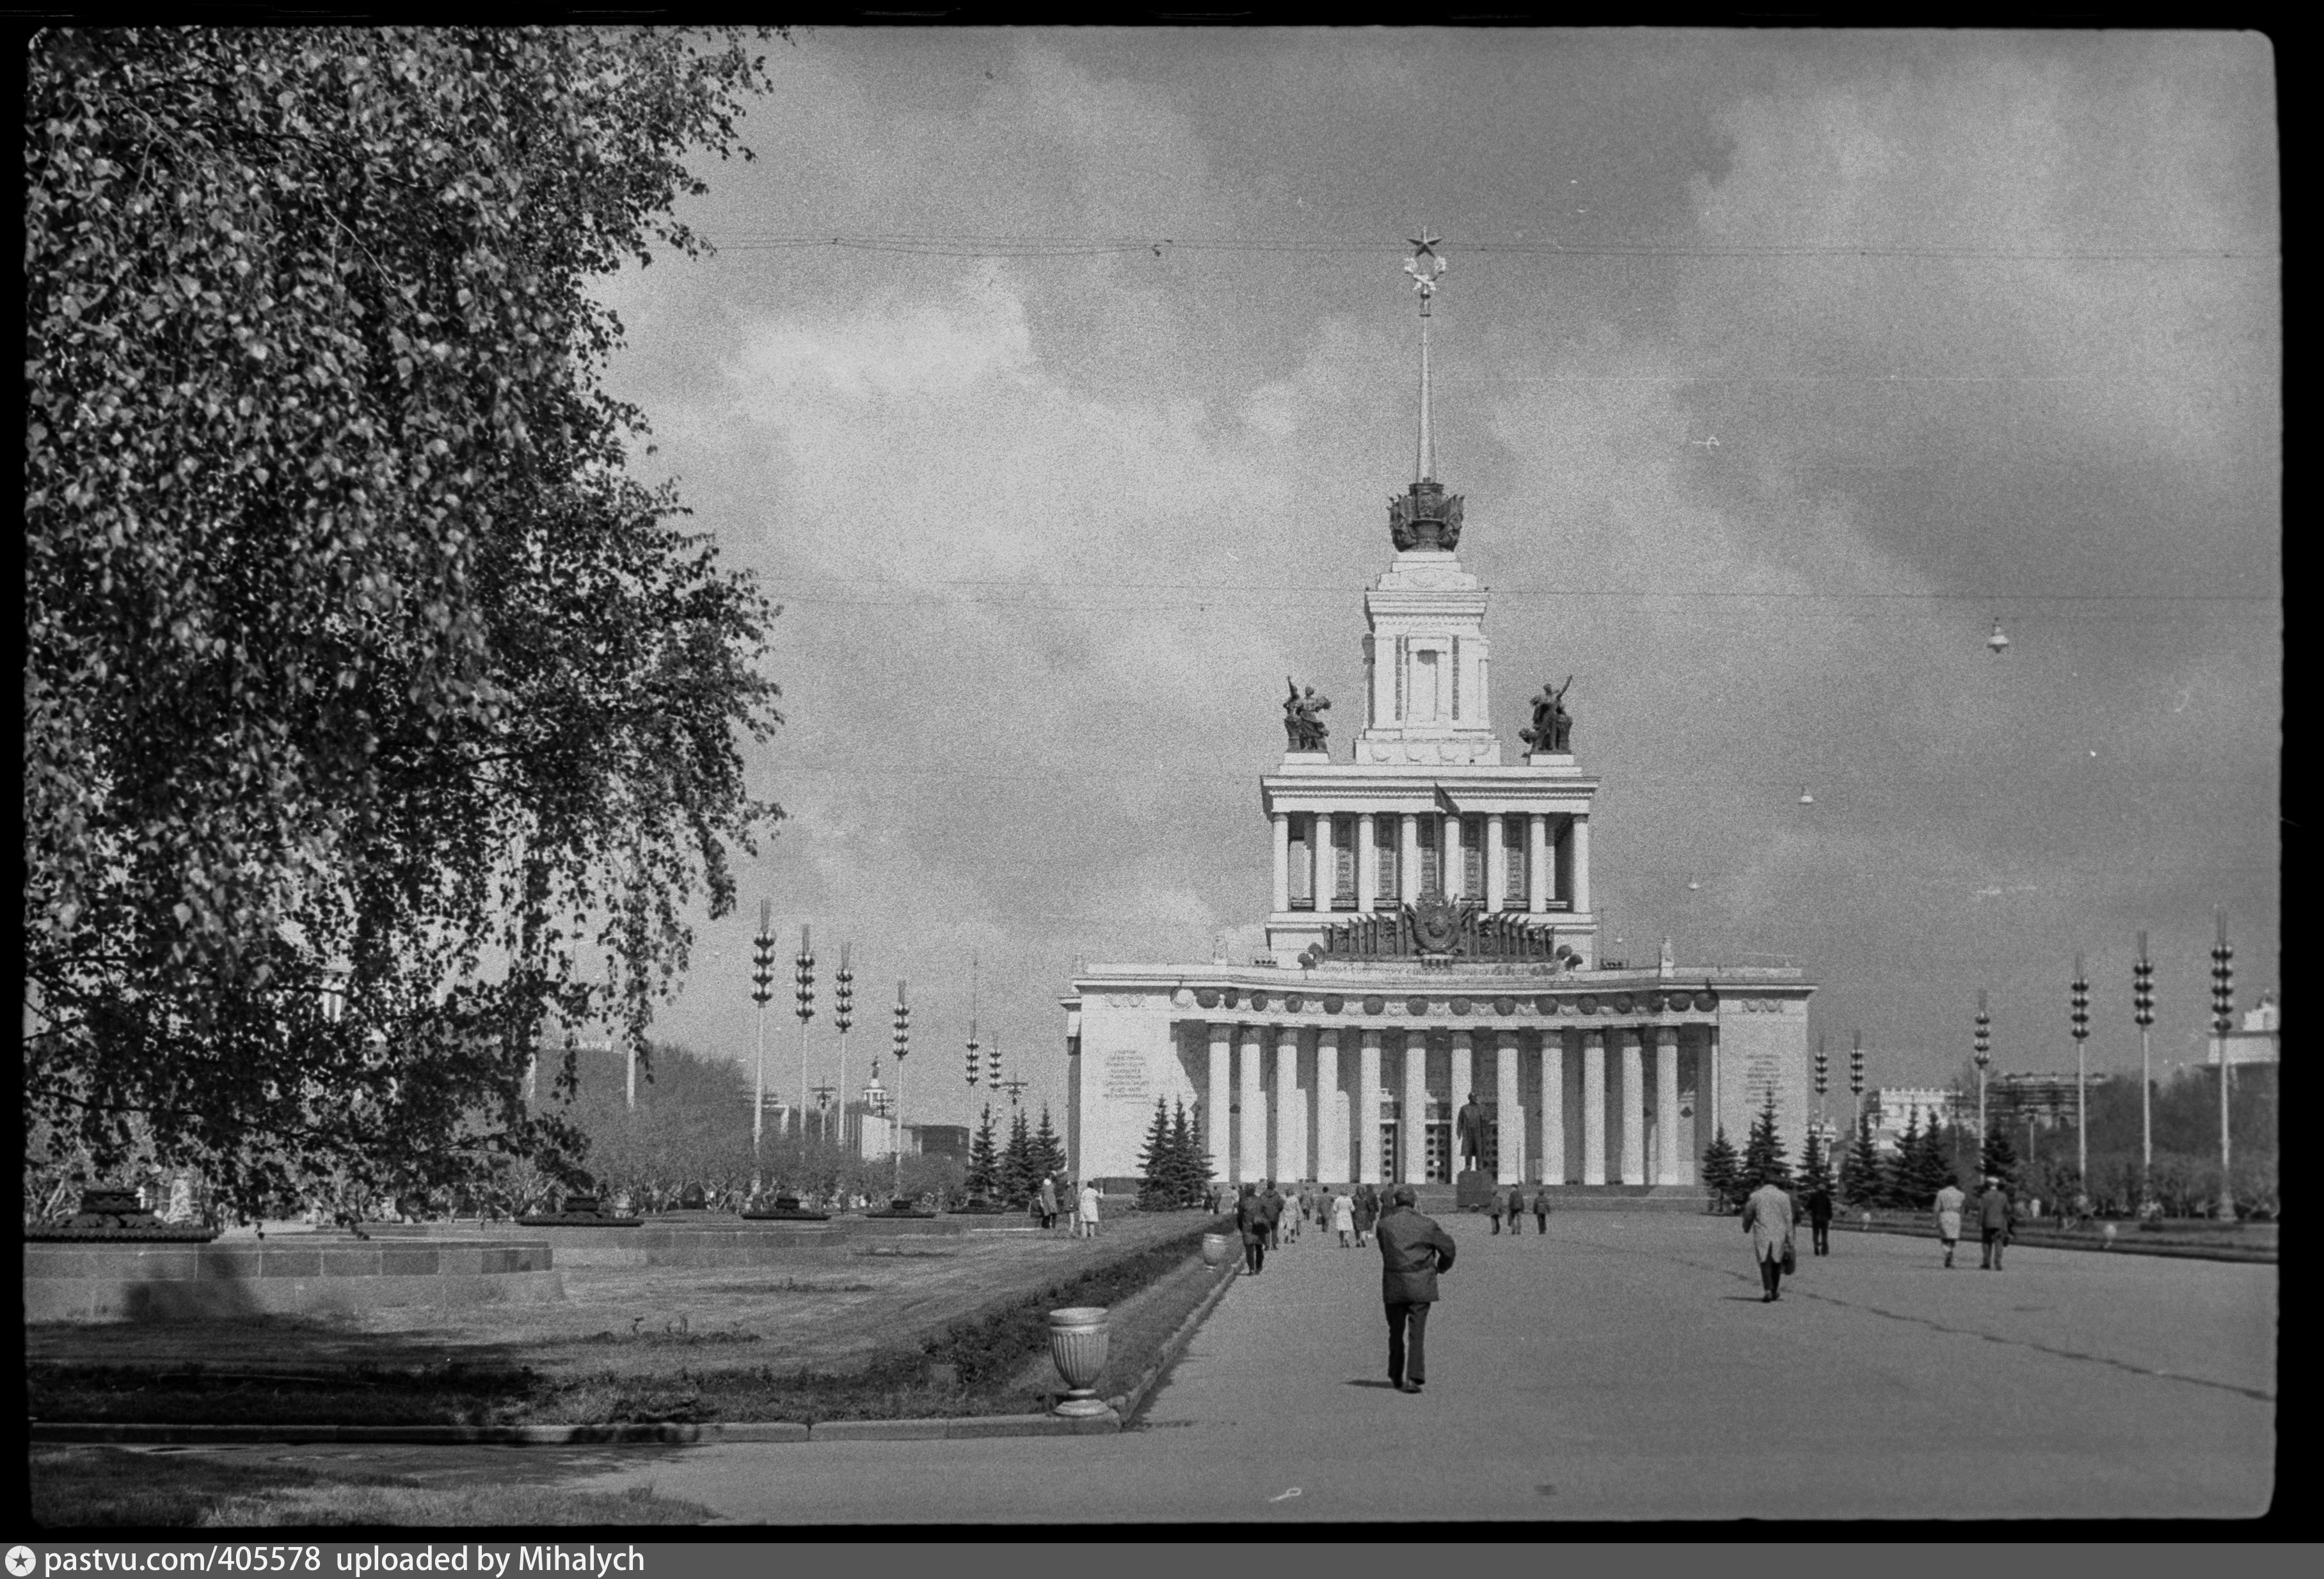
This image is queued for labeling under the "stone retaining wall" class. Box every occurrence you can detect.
[24,1239,564,1322]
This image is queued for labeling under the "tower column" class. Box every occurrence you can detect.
[1316,1029,1346,1182]
[1582,1030,1607,1186]
[1400,814,1421,903]
[1572,814,1593,916]
[1359,1030,1385,1184]
[1440,814,1460,900]
[1620,1026,1646,1186]
[1271,814,1291,914]
[1402,1032,1429,1186]
[1275,1024,1301,1183]
[1207,1023,1232,1187]
[1655,1026,1682,1186]
[1449,1030,1474,1164]
[1540,1031,1567,1184]
[1239,1024,1266,1184]
[1496,1031,1522,1186]
[1530,814,1550,912]
[1357,813,1378,912]
[1312,814,1333,914]
[1485,813,1507,914]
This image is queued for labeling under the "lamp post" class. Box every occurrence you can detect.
[891,981,911,1202]
[2133,933,2156,1212]
[750,901,776,1155]
[834,944,854,1156]
[812,1084,836,1146]
[1973,991,1992,1153]
[1814,1033,1829,1133]
[2071,957,2091,1198]
[793,927,816,1158]
[2211,911,2234,1220]
[1848,1030,1865,1166]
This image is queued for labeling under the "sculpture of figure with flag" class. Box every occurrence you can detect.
[1284,678,1331,752]
[1522,676,1573,755]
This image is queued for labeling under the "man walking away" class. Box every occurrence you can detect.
[1532,1186,1550,1235]
[1262,1181,1285,1250]
[1332,1187,1356,1248]
[1977,1175,2014,1270]
[1236,1183,1269,1275]
[1076,1179,1101,1239]
[1353,1182,1378,1248]
[1376,1184,1457,1393]
[1505,1184,1526,1236]
[1806,1183,1833,1257]
[1486,1192,1503,1234]
[1741,1177,1795,1302]
[1934,1178,1967,1268]
[1039,1175,1059,1232]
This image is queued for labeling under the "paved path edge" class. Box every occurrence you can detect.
[1118,1260,1240,1427]
[28,1410,1122,1447]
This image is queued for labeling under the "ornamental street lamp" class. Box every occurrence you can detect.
[2071,956,2092,1194]
[1973,991,1993,1151]
[834,944,855,1154]
[812,1084,836,1146]
[792,926,818,1150]
[891,980,911,1202]
[750,901,777,1154]
[1848,1028,1865,1134]
[1813,1034,1830,1133]
[2211,911,2235,1220]
[2134,933,2156,1211]
[988,1029,1005,1095]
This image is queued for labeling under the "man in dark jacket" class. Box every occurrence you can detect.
[1532,1186,1550,1234]
[1977,1175,2015,1270]
[1375,1184,1457,1393]
[1235,1184,1269,1275]
[1505,1184,1526,1235]
[1806,1185,1834,1256]
[1261,1181,1285,1250]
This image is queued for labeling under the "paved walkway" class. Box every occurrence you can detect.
[145,1212,2278,1521]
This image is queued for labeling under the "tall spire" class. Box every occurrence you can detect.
[1405,228,1445,484]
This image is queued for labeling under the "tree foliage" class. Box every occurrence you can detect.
[1797,1129,1836,1197]
[1838,1111,1883,1207]
[964,1104,1001,1201]
[1739,1094,1793,1193]
[1699,1123,1741,1212]
[1030,1106,1067,1191]
[999,1106,1035,1208]
[24,27,786,1214]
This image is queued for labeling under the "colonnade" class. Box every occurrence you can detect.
[1193,1019,1708,1189]
[1269,811,1589,916]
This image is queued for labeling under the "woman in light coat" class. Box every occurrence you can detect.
[1076,1180,1101,1238]
[1740,1179,1795,1303]
[1330,1189,1356,1248]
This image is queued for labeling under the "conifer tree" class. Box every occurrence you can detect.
[1700,1125,1742,1212]
[1165,1097,1204,1208]
[1978,1125,2021,1193]
[1838,1111,1883,1208]
[1881,1114,1922,1208]
[1030,1106,1067,1191]
[964,1105,1000,1202]
[1001,1106,1035,1207]
[1136,1097,1175,1209]
[1909,1119,1960,1205]
[1799,1131,1836,1196]
[1740,1093,1794,1193]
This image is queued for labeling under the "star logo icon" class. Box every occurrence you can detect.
[8,1546,37,1577]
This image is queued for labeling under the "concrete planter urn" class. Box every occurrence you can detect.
[1047,1306,1112,1417]
[1201,1232,1235,1268]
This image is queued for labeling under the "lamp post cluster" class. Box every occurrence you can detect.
[1973,990,1992,1146]
[2134,933,2155,1209]
[750,901,776,1155]
[2211,911,2235,1219]
[891,981,911,1200]
[793,927,816,1148]
[2070,957,2091,1192]
[834,945,854,1155]
[1847,1030,1865,1133]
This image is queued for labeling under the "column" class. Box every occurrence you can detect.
[1275,1025,1300,1183]
[1449,1030,1474,1169]
[1239,1024,1266,1184]
[1400,814,1421,902]
[1708,1024,1723,1150]
[1316,1029,1346,1182]
[1312,814,1333,914]
[1357,813,1378,912]
[1402,1032,1429,1185]
[1539,1031,1566,1184]
[1572,814,1592,914]
[1441,814,1460,900]
[1620,1026,1646,1185]
[1496,1032,1522,1185]
[1655,1026,1681,1186]
[1207,1024,1232,1186]
[1529,814,1550,912]
[1485,813,1507,913]
[1271,814,1291,914]
[1358,1030,1384,1184]
[1582,1029,1607,1186]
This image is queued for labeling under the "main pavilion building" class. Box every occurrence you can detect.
[1062,254,1813,1194]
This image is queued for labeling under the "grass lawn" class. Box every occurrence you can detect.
[31,1445,715,1528]
[30,1212,1232,1429]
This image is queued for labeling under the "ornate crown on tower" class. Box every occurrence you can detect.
[1388,479,1464,552]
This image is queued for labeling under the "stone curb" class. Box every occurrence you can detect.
[1118,1258,1241,1427]
[29,1411,1121,1447]
[1833,1218,2277,1264]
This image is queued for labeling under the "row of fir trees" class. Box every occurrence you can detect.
[1700,1096,2023,1212]
[1136,1097,1215,1210]
[962,1104,1067,1208]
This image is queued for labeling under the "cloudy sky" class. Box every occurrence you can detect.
[589,28,2278,1129]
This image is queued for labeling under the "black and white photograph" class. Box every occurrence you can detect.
[25,24,2278,1529]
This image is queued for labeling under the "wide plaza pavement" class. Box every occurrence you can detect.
[194,1210,2272,1523]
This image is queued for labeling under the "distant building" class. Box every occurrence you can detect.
[1986,1070,2116,1131]
[2209,992,2280,1068]
[908,1123,970,1163]
[1866,1086,1962,1138]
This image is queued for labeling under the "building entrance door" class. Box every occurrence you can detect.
[1424,1121,1451,1181]
[1380,1120,1399,1184]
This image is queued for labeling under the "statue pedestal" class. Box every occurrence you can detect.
[1280,751,1330,766]
[1525,752,1577,769]
[1454,1170,1495,1210]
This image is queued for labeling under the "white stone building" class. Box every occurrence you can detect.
[1061,242,1814,1191]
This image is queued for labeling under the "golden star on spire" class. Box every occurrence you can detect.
[1405,229,1446,299]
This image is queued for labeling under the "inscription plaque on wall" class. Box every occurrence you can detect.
[1744,1049,1782,1107]
[1102,1050,1149,1104]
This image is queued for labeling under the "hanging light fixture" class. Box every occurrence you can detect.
[1798,786,1815,805]
[1988,617,2010,655]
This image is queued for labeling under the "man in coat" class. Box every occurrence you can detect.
[1740,1177,1795,1302]
[1353,1183,1378,1248]
[1505,1184,1527,1236]
[1235,1183,1269,1275]
[1485,1190,1503,1234]
[1977,1175,2014,1270]
[1261,1180,1285,1250]
[1375,1184,1457,1393]
[1805,1183,1834,1256]
[1532,1186,1550,1235]
[1038,1175,1059,1232]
